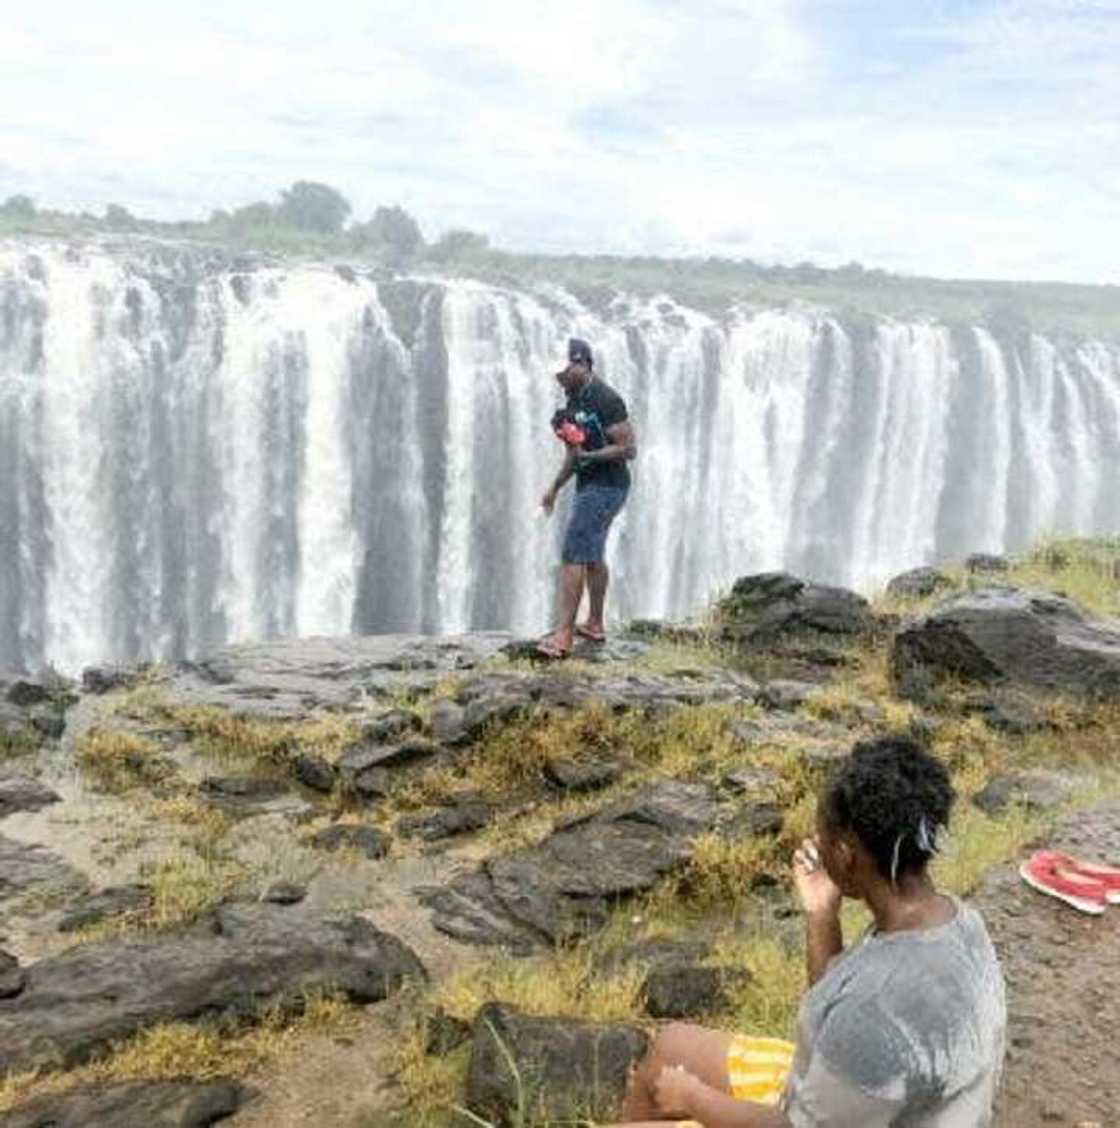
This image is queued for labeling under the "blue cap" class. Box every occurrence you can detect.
[567,337,593,366]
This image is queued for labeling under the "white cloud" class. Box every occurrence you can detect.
[2,0,1117,282]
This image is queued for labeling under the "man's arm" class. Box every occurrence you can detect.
[542,446,578,513]
[578,419,637,465]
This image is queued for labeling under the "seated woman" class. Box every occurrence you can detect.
[612,736,1007,1127]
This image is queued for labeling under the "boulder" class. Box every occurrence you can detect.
[641,963,751,1019]
[543,757,622,793]
[757,679,820,711]
[359,709,422,743]
[0,1079,249,1127]
[57,884,153,933]
[594,938,711,978]
[465,1003,647,1126]
[720,802,784,838]
[425,1008,471,1056]
[261,881,306,905]
[892,588,1120,700]
[421,781,720,950]
[429,699,468,745]
[338,737,440,775]
[397,797,493,842]
[81,665,145,695]
[0,950,25,999]
[967,553,1010,574]
[0,903,425,1074]
[0,775,61,819]
[311,824,388,859]
[972,771,1077,816]
[720,765,781,795]
[886,566,954,600]
[199,775,289,807]
[718,573,875,644]
[291,752,337,793]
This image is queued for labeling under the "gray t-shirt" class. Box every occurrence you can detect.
[782,898,1006,1127]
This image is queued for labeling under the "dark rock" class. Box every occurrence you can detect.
[0,775,61,819]
[543,757,622,793]
[721,802,784,837]
[0,950,25,998]
[429,699,467,745]
[0,903,425,1073]
[969,694,1046,735]
[262,882,306,905]
[398,798,493,842]
[27,708,66,741]
[0,835,87,907]
[164,633,513,720]
[0,1079,249,1127]
[200,775,289,807]
[311,824,388,859]
[967,553,1010,574]
[462,692,533,739]
[641,963,751,1019]
[465,1003,648,1126]
[892,588,1120,700]
[594,938,711,978]
[730,719,772,746]
[58,884,153,932]
[758,679,820,711]
[721,765,781,795]
[973,772,1076,816]
[425,1007,471,1056]
[719,572,875,644]
[422,781,720,950]
[291,753,337,793]
[351,767,392,801]
[81,665,144,695]
[360,709,422,743]
[886,566,953,600]
[338,737,440,775]
[5,679,52,708]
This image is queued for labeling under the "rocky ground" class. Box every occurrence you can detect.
[1,557,1120,1126]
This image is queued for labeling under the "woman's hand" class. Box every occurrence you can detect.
[793,837,841,918]
[652,1064,703,1119]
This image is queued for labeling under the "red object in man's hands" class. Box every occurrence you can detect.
[555,419,587,447]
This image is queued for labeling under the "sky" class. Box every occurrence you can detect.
[2,0,1118,282]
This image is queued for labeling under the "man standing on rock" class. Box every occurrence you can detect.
[537,338,636,659]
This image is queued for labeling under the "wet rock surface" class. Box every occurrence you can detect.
[892,587,1120,700]
[0,904,425,1074]
[0,1078,250,1127]
[166,633,514,719]
[465,1003,647,1126]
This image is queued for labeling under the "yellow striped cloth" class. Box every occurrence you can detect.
[675,1034,795,1127]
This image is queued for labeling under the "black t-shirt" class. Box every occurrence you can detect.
[566,377,631,491]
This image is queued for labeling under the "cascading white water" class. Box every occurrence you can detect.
[3,237,1120,673]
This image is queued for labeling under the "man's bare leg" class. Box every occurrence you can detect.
[543,563,586,653]
[584,561,609,636]
[614,1023,734,1122]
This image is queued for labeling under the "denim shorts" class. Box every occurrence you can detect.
[562,485,628,565]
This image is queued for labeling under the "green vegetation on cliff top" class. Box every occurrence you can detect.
[3,184,1118,337]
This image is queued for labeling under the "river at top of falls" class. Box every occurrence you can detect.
[2,238,1119,673]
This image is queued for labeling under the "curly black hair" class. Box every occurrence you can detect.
[820,736,954,881]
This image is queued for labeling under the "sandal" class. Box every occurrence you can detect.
[535,636,572,661]
[575,624,607,644]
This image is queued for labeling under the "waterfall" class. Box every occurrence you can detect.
[2,238,1119,673]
